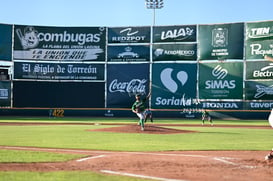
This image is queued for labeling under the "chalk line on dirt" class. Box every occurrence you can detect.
[76,155,106,162]
[101,170,188,181]
[0,146,257,169]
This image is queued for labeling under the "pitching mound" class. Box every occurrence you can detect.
[90,124,197,134]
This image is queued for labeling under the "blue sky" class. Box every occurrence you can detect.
[0,0,272,27]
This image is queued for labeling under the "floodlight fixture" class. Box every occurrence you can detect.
[145,0,164,26]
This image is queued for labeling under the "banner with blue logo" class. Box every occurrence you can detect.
[108,27,150,43]
[0,24,12,61]
[151,63,197,109]
[107,63,150,108]
[152,43,197,61]
[153,25,196,43]
[107,45,149,62]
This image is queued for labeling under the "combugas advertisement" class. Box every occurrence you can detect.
[13,25,106,61]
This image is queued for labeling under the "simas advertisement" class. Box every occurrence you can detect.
[108,26,150,43]
[245,80,273,100]
[107,64,150,108]
[107,45,149,62]
[153,43,197,61]
[198,23,244,60]
[245,20,273,60]
[13,62,105,81]
[153,25,196,43]
[199,62,243,99]
[0,24,12,61]
[246,61,273,80]
[13,25,106,61]
[151,63,197,109]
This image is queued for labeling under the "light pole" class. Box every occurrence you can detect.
[145,0,164,27]
[145,0,164,109]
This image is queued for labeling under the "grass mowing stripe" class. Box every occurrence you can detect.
[0,149,86,163]
[0,124,272,151]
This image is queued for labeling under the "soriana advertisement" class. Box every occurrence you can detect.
[13,25,106,61]
[151,63,197,109]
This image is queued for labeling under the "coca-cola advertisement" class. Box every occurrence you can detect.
[107,64,150,108]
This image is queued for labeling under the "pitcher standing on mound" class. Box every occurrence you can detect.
[132,92,151,131]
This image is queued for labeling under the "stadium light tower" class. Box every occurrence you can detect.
[145,0,164,26]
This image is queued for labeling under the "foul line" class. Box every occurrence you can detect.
[0,146,257,169]
[101,170,188,181]
[76,155,106,162]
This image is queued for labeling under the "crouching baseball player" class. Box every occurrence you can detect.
[132,92,151,131]
[144,109,153,123]
[202,110,213,126]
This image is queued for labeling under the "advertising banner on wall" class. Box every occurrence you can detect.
[107,64,150,108]
[152,43,197,61]
[13,81,105,108]
[199,62,243,99]
[13,62,105,81]
[0,24,12,61]
[201,101,243,110]
[151,63,197,109]
[245,80,273,100]
[153,25,196,43]
[246,61,273,80]
[245,20,273,60]
[198,23,244,60]
[0,81,11,107]
[245,101,273,110]
[108,27,150,43]
[13,25,106,61]
[107,45,149,62]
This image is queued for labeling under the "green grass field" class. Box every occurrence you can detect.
[0,117,272,181]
